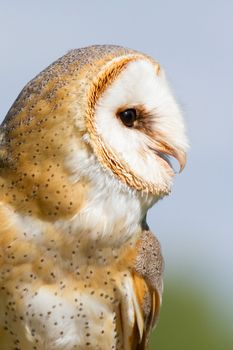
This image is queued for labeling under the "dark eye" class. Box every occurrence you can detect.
[119,108,137,127]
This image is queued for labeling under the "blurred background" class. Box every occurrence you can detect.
[0,0,232,348]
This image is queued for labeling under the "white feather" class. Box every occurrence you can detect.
[94,59,188,187]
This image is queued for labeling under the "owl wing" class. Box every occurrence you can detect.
[122,229,164,349]
[131,274,161,349]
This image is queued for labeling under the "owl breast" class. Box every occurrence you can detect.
[0,203,144,350]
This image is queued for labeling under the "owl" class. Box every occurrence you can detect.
[0,45,188,350]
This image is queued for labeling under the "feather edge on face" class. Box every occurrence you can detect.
[85,54,187,197]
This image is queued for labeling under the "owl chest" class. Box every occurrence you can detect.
[1,238,138,350]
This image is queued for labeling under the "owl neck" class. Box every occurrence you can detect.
[53,153,156,247]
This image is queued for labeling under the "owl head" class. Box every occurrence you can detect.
[1,45,188,229]
[82,46,188,197]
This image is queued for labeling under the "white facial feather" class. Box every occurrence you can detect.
[94,59,188,187]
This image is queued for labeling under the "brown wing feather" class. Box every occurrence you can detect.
[131,274,160,350]
[132,229,164,349]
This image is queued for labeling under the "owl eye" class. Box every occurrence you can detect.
[119,108,137,127]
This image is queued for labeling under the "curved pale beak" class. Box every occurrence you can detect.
[149,139,187,173]
[172,148,186,173]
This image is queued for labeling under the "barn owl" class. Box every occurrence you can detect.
[0,45,188,350]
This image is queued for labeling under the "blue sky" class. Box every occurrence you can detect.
[0,0,232,321]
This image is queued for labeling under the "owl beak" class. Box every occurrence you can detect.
[150,140,187,173]
[173,148,186,173]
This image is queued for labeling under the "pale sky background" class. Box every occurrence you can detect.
[0,0,232,323]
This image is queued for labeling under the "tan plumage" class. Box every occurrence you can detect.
[0,45,188,349]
